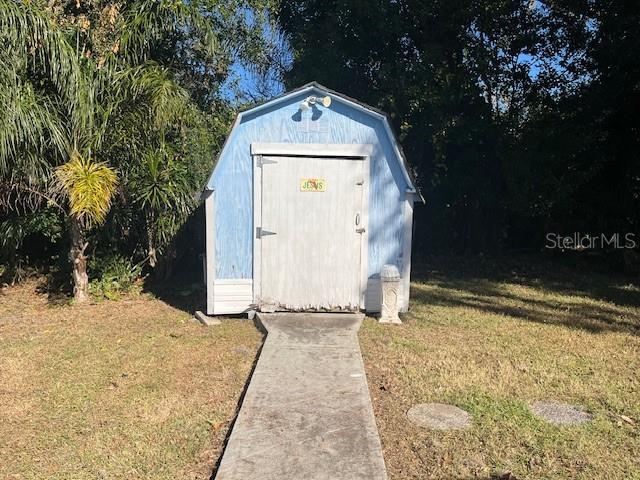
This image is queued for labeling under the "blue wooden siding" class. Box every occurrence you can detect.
[209,87,410,280]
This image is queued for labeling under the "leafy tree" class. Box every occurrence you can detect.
[0,1,190,300]
[0,207,64,283]
[277,0,638,255]
[0,0,279,299]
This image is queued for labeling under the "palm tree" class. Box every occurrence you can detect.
[54,153,118,301]
[0,0,212,301]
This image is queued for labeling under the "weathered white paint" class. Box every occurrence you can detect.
[359,155,371,308]
[211,280,253,314]
[257,154,366,310]
[204,190,216,315]
[252,153,263,303]
[251,142,373,157]
[401,190,415,312]
[216,272,409,315]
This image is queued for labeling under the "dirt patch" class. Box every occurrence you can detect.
[530,401,593,425]
[407,403,472,430]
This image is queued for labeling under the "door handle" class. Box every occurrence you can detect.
[355,213,361,226]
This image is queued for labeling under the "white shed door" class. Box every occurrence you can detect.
[259,155,363,310]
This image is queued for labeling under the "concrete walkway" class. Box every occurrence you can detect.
[214,313,388,480]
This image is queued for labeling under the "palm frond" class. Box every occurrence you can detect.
[0,180,64,214]
[0,65,68,178]
[119,0,219,64]
[130,147,193,214]
[0,0,80,107]
[122,62,190,127]
[54,152,118,227]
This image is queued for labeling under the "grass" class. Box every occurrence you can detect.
[0,280,263,480]
[360,256,640,479]
[1,255,639,479]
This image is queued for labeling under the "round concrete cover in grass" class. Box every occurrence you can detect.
[407,403,472,430]
[530,401,592,425]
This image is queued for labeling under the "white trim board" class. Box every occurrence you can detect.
[359,154,370,308]
[210,278,408,315]
[252,152,262,304]
[251,143,373,157]
[204,190,216,315]
[211,280,254,315]
[214,279,253,285]
[401,192,414,312]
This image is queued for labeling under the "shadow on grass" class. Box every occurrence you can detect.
[144,278,205,314]
[34,269,74,306]
[411,255,640,335]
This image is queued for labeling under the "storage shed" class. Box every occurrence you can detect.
[203,82,423,315]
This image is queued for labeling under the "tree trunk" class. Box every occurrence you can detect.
[148,244,157,268]
[69,216,89,303]
[156,242,177,281]
[146,212,157,268]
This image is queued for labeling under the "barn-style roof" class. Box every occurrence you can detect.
[205,82,422,200]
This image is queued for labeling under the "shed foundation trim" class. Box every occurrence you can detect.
[210,280,254,315]
[209,279,406,315]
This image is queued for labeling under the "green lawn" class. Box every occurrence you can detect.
[360,257,640,479]
[1,256,639,479]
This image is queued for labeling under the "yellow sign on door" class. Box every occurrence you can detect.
[300,178,326,192]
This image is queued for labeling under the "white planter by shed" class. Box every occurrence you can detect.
[203,82,423,315]
[379,264,402,324]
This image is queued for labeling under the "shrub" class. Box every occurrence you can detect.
[89,254,142,300]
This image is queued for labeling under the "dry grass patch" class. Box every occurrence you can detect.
[360,257,640,479]
[0,279,262,480]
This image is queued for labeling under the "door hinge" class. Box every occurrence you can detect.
[256,155,278,167]
[256,227,277,238]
